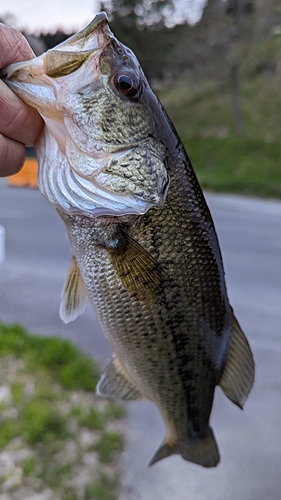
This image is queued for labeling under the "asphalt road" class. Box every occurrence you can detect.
[0,181,281,500]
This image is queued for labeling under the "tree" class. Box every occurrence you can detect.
[100,0,175,27]
[99,0,178,81]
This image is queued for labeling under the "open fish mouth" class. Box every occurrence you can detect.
[0,13,110,82]
[0,12,169,218]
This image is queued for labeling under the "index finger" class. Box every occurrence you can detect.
[0,24,44,145]
[0,23,35,66]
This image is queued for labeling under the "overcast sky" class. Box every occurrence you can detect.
[0,0,206,33]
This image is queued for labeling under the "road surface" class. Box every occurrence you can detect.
[0,182,281,500]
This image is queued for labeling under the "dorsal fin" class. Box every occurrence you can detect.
[96,355,144,400]
[60,256,89,323]
[219,311,255,408]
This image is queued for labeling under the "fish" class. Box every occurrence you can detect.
[0,12,254,468]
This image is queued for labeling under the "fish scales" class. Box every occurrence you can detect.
[1,12,254,467]
[59,143,229,447]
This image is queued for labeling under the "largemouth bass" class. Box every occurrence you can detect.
[1,13,254,467]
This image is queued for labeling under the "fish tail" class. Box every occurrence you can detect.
[148,428,220,468]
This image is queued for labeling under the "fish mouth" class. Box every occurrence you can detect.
[0,12,111,114]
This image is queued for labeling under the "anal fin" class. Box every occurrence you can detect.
[97,355,144,401]
[219,311,255,408]
[60,256,89,324]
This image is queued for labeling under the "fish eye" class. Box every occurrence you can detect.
[114,72,139,98]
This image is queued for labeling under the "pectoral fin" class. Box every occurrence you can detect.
[219,311,255,408]
[108,227,168,300]
[60,256,89,323]
[97,355,144,400]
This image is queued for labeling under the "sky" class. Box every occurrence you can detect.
[0,0,206,34]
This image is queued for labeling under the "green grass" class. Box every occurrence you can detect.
[0,322,125,499]
[23,399,69,445]
[94,431,123,465]
[76,407,104,430]
[103,402,126,421]
[85,475,118,500]
[185,136,281,198]
[0,322,99,391]
[0,397,69,449]
[22,456,36,476]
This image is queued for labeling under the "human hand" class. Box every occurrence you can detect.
[0,23,44,176]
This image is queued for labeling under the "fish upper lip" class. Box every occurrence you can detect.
[56,12,110,49]
[0,12,111,81]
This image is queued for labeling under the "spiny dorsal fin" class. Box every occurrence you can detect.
[60,256,89,324]
[219,311,255,408]
[96,355,144,401]
[149,427,220,468]
[108,227,169,301]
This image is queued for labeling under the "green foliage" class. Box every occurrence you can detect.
[71,402,126,430]
[76,407,104,430]
[0,323,99,391]
[22,399,69,445]
[39,462,74,490]
[59,357,98,391]
[10,382,24,404]
[1,382,69,448]
[102,0,173,26]
[22,457,36,476]
[0,419,21,449]
[94,431,123,464]
[158,72,281,198]
[0,321,125,499]
[85,474,117,500]
[103,402,126,421]
[184,135,281,197]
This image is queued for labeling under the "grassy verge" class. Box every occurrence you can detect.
[184,136,281,198]
[158,74,281,199]
[0,322,125,500]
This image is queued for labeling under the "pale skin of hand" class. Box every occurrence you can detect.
[0,23,44,176]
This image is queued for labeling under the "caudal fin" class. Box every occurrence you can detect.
[148,428,220,468]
